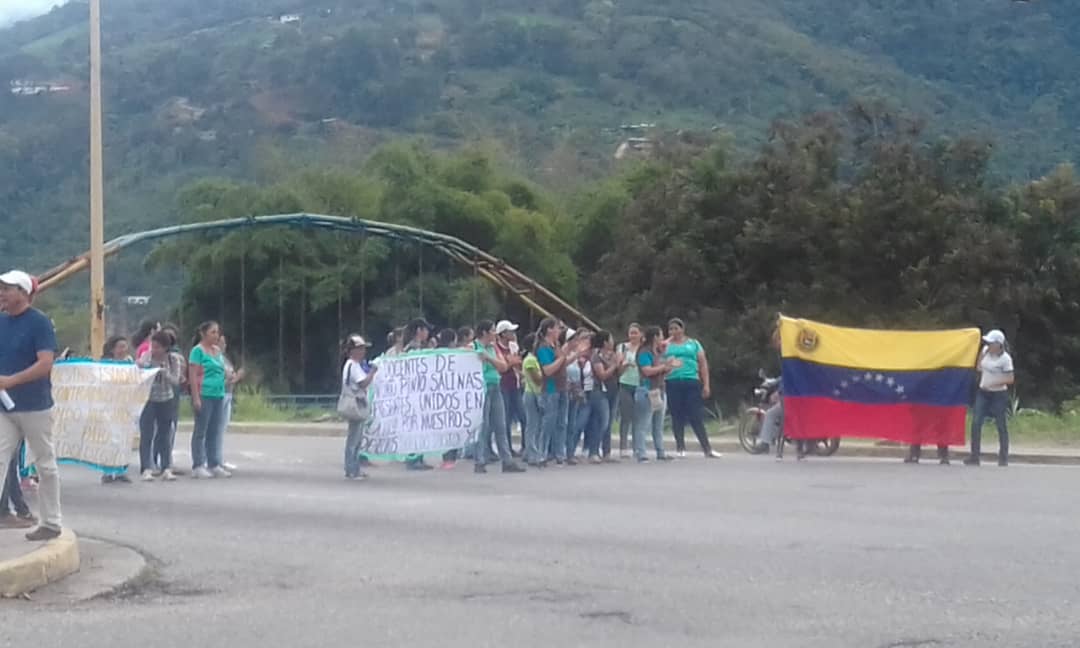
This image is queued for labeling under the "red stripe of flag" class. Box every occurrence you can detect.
[784,396,967,446]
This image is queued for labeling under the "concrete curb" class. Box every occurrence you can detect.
[179,422,1080,466]
[0,529,80,598]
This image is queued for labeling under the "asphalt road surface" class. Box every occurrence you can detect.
[7,433,1080,648]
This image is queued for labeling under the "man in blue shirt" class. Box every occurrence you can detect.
[0,270,62,541]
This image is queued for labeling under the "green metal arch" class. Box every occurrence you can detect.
[37,213,598,330]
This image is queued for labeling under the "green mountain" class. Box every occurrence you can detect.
[2,0,1078,279]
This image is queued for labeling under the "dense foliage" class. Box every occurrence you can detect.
[150,145,575,391]
[576,106,1080,409]
[3,0,1080,276]
[4,1,1080,406]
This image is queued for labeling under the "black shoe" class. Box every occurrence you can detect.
[474,464,487,474]
[539,460,549,468]
[566,457,579,466]
[25,526,61,542]
[502,463,526,473]
[407,461,434,472]
[940,457,951,465]
[903,456,919,464]
[657,455,674,462]
[511,450,522,459]
[998,458,1009,467]
[963,456,980,466]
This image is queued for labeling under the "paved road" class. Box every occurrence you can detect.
[8,434,1080,647]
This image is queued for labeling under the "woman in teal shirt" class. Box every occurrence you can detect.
[188,321,230,479]
[473,320,526,474]
[665,318,719,458]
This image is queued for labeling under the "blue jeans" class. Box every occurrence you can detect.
[566,397,585,458]
[666,379,712,454]
[633,387,667,460]
[581,389,611,458]
[523,392,544,464]
[971,390,1009,460]
[601,388,618,457]
[215,393,233,465]
[540,391,569,461]
[502,386,526,453]
[192,397,225,469]
[0,444,28,517]
[476,387,512,467]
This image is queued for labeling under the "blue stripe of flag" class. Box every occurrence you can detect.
[781,358,974,408]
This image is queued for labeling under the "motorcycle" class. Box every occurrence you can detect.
[738,370,841,457]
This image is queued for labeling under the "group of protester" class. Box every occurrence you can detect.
[338,315,721,480]
[100,319,245,482]
[0,277,247,539]
[0,262,1021,541]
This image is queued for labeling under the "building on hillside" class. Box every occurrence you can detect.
[278,14,301,24]
[9,80,73,96]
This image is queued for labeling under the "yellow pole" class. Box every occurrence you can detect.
[89,0,106,359]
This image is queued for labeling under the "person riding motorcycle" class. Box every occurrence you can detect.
[755,326,810,460]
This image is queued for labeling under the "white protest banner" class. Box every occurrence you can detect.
[41,361,158,472]
[359,349,485,456]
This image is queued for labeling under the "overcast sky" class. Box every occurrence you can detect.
[0,0,61,27]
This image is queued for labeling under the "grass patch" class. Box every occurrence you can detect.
[179,387,330,423]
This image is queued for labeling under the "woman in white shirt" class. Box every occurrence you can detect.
[342,335,378,480]
[966,329,1014,467]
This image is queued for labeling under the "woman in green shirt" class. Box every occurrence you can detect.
[473,320,526,474]
[519,333,547,466]
[615,323,643,459]
[665,318,719,458]
[188,321,230,479]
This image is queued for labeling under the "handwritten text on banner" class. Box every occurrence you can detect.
[360,350,485,455]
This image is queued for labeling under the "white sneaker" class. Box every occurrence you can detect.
[140,470,155,482]
[223,462,237,471]
[192,467,212,479]
[211,466,232,479]
[161,469,176,481]
[706,450,723,459]
[677,450,687,458]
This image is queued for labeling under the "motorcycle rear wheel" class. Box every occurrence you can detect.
[738,412,767,454]
[813,438,841,457]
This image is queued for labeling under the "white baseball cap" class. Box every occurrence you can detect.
[982,329,1006,345]
[0,270,35,295]
[495,320,519,335]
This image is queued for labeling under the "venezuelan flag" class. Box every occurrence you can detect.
[779,316,981,445]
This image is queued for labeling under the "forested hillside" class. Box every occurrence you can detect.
[5,1,1080,403]
[2,0,1077,278]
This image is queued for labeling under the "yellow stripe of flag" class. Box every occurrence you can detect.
[779,316,981,371]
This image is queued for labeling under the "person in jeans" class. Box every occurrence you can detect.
[472,320,525,475]
[217,335,245,472]
[0,269,63,541]
[594,331,620,462]
[495,321,525,457]
[966,329,1015,467]
[564,334,594,464]
[188,321,230,479]
[519,334,546,466]
[615,324,643,459]
[0,442,35,528]
[342,335,377,480]
[154,325,184,474]
[664,318,720,458]
[633,326,675,463]
[137,331,183,481]
[536,319,576,465]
